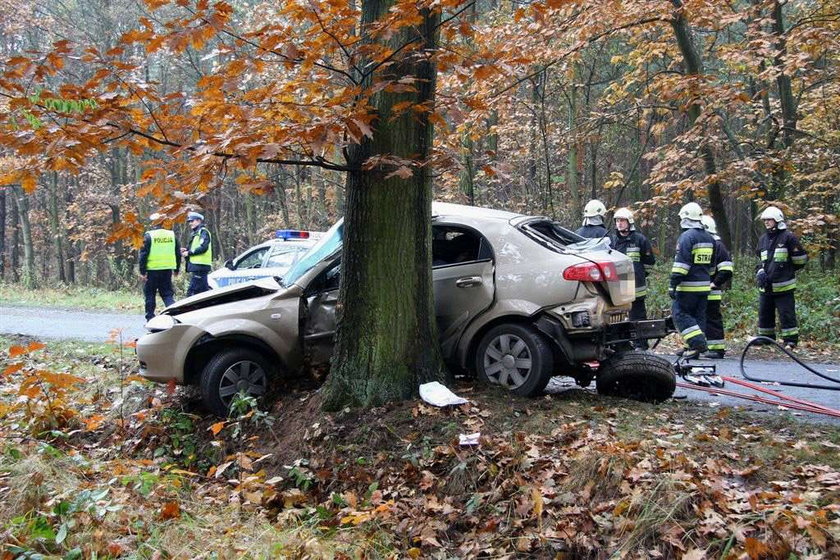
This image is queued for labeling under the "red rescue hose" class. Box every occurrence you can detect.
[675,382,840,419]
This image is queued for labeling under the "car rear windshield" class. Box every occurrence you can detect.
[519,218,611,252]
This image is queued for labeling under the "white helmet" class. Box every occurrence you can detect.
[613,207,634,224]
[583,199,607,218]
[701,215,717,235]
[678,202,703,221]
[759,206,784,223]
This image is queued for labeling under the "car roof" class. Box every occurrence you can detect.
[432,201,526,222]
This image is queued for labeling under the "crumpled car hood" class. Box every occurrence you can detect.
[163,277,282,316]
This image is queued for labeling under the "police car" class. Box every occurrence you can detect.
[207,230,322,289]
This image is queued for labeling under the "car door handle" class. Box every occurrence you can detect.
[456,276,482,288]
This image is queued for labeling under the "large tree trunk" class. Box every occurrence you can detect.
[321,0,445,410]
[670,0,733,249]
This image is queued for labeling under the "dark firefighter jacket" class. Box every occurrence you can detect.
[757,228,808,293]
[609,230,655,298]
[670,227,715,293]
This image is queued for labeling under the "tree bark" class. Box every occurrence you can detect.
[669,0,733,248]
[321,0,446,410]
[11,185,36,289]
[0,188,5,279]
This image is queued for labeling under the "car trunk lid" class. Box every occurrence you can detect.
[515,218,635,307]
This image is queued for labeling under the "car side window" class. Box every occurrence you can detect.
[235,248,268,270]
[432,227,486,267]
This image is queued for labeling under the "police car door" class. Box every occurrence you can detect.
[432,225,495,357]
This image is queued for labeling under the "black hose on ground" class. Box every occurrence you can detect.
[739,336,840,391]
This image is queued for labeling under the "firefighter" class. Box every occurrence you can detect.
[575,199,608,238]
[700,215,733,359]
[669,202,715,359]
[755,206,808,348]
[138,213,180,321]
[181,211,213,297]
[609,207,655,349]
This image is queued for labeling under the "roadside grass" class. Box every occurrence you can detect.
[1,337,839,558]
[0,282,141,312]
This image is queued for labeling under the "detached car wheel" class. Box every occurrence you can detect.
[200,348,270,416]
[475,324,554,397]
[596,351,675,403]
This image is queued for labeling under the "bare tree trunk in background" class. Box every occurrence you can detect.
[459,134,476,205]
[772,1,797,151]
[670,0,732,249]
[0,188,6,279]
[565,82,581,218]
[49,172,66,283]
[11,185,36,289]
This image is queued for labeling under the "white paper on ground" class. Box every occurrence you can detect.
[419,381,469,407]
[459,432,481,446]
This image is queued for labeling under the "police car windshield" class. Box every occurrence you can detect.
[282,220,344,286]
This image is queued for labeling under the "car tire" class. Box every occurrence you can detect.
[200,348,271,416]
[475,323,554,397]
[596,351,675,402]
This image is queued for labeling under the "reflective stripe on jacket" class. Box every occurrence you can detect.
[708,237,733,301]
[188,227,213,266]
[610,230,655,297]
[670,227,714,293]
[757,229,807,293]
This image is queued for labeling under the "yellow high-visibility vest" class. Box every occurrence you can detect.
[146,229,177,270]
[189,228,213,266]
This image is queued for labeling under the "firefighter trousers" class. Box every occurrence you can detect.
[758,291,799,344]
[630,297,648,350]
[672,292,708,351]
[705,298,725,353]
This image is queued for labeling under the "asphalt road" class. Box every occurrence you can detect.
[2,304,838,424]
[0,304,147,344]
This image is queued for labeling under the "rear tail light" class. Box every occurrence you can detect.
[562,262,618,282]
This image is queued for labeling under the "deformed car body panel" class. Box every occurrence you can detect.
[138,201,644,399]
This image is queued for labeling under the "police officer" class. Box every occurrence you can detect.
[669,202,715,359]
[181,211,213,297]
[138,213,180,321]
[701,215,733,359]
[609,207,655,349]
[576,199,608,238]
[755,206,808,348]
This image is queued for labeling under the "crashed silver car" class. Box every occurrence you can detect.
[138,202,674,415]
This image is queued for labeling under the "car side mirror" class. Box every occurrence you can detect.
[224,259,234,270]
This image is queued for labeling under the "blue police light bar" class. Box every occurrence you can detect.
[275,229,310,240]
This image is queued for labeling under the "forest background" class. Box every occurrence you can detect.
[0,0,837,290]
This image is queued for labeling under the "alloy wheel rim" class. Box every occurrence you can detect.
[218,360,267,404]
[483,333,533,388]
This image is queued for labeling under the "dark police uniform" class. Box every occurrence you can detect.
[705,237,733,356]
[185,225,213,297]
[139,227,180,320]
[756,227,808,345]
[670,227,715,352]
[609,229,655,348]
